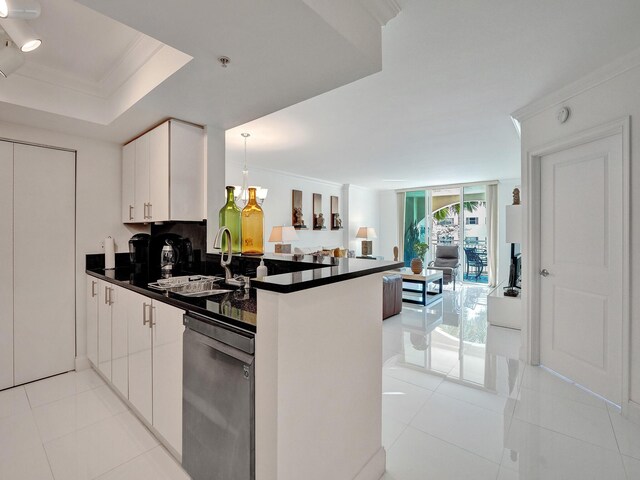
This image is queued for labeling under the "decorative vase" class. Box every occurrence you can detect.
[219,186,242,253]
[410,257,423,274]
[241,187,264,255]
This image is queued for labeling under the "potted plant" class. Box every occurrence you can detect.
[411,241,429,274]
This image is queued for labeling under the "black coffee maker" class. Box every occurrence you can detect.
[129,233,151,275]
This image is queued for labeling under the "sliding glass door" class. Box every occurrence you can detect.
[461,185,488,284]
[402,190,428,267]
[400,183,493,285]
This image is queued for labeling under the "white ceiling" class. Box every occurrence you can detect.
[26,0,139,82]
[226,0,640,189]
[2,0,640,191]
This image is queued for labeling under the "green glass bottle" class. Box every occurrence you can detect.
[219,186,242,253]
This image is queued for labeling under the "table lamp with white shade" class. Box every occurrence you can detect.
[356,227,377,256]
[268,226,298,254]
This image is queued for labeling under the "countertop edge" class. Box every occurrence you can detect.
[250,261,404,293]
[86,269,257,333]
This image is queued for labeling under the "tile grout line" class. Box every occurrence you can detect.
[404,425,502,469]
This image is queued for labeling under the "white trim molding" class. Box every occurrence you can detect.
[522,116,631,411]
[358,0,404,26]
[512,46,640,122]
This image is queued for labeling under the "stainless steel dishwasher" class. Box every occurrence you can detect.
[182,312,255,480]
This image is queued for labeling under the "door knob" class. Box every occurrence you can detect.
[540,269,550,277]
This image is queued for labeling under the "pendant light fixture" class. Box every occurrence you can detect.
[234,133,268,207]
[0,39,24,77]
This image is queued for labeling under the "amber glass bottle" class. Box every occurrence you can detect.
[219,186,242,253]
[241,187,264,255]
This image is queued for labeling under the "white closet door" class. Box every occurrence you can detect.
[13,144,75,385]
[0,141,13,390]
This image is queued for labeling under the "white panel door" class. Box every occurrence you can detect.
[122,141,136,223]
[0,141,13,390]
[86,276,99,367]
[98,281,113,380]
[111,285,132,398]
[134,134,150,223]
[152,301,185,455]
[128,293,153,423]
[148,122,169,222]
[540,133,623,404]
[13,144,75,385]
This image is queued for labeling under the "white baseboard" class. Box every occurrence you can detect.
[353,447,386,480]
[75,355,90,371]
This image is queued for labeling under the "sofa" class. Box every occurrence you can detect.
[383,274,402,319]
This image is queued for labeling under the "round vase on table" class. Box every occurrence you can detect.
[410,258,423,274]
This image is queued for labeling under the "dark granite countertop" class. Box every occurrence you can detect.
[250,255,403,293]
[86,253,402,332]
[86,267,258,333]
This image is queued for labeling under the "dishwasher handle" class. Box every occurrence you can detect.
[184,327,254,365]
[184,313,255,355]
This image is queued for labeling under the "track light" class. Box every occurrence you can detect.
[0,17,40,51]
[0,0,41,19]
[0,40,24,77]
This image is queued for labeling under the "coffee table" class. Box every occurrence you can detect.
[388,268,443,306]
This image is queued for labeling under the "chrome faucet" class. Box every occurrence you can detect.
[213,227,247,288]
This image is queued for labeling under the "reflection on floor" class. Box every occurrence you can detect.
[382,282,640,479]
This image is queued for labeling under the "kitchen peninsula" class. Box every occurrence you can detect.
[87,253,402,480]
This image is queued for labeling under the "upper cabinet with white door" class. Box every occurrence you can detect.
[122,119,205,224]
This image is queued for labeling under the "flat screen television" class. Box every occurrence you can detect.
[507,243,521,294]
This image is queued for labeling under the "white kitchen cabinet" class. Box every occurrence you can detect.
[0,141,13,390]
[86,277,99,367]
[13,144,75,385]
[148,122,170,221]
[128,293,153,423]
[152,301,185,455]
[111,286,132,398]
[122,119,205,224]
[98,281,113,381]
[122,141,136,223]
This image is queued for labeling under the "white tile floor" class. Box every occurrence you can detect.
[0,370,188,480]
[381,283,640,479]
[1,282,639,479]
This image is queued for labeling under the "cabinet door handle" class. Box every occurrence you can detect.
[91,281,97,298]
[143,303,149,326]
[108,287,114,306]
[129,205,134,220]
[150,305,156,328]
[147,203,152,220]
[104,286,109,305]
[143,203,147,219]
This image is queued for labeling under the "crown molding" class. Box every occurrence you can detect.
[511,45,640,122]
[358,0,404,26]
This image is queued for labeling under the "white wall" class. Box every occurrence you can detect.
[377,190,398,260]
[206,126,226,252]
[345,184,381,256]
[0,120,143,365]
[225,162,347,251]
[516,60,640,413]
[498,178,521,284]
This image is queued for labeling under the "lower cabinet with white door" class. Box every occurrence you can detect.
[86,275,185,459]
